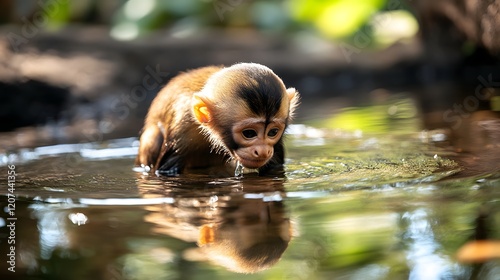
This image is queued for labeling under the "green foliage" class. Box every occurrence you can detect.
[313,96,419,134]
[41,0,71,29]
[288,0,386,38]
[12,0,420,44]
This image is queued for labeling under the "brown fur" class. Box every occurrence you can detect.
[135,63,299,176]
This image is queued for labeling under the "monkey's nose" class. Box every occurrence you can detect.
[253,146,272,158]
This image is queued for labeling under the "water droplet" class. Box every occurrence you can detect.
[68,213,88,226]
[235,161,244,177]
[208,195,218,206]
[142,164,151,172]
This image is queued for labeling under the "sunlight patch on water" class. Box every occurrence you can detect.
[80,146,138,160]
[286,191,331,199]
[43,187,65,192]
[244,192,283,202]
[29,193,288,207]
[286,124,328,146]
[35,143,88,156]
[29,203,71,260]
[31,197,176,206]
[404,208,460,280]
[0,137,138,166]
[79,197,175,206]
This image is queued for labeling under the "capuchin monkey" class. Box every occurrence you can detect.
[135,63,299,176]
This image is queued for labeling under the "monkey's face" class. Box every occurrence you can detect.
[191,63,299,171]
[231,118,286,169]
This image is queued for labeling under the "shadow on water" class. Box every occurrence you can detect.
[0,95,499,279]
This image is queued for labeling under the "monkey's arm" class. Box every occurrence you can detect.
[135,125,164,170]
[135,123,187,175]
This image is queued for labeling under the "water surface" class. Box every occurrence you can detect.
[0,122,499,279]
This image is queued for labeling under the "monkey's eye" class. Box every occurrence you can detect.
[242,129,258,139]
[267,128,280,138]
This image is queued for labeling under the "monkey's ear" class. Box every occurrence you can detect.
[286,87,297,101]
[192,94,212,123]
[286,87,300,118]
[198,224,215,246]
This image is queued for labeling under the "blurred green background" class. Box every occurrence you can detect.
[0,0,417,47]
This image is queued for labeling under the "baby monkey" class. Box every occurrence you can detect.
[135,63,299,176]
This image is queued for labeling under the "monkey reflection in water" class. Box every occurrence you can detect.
[141,182,292,273]
[135,63,299,176]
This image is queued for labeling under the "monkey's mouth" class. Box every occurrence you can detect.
[236,156,269,169]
